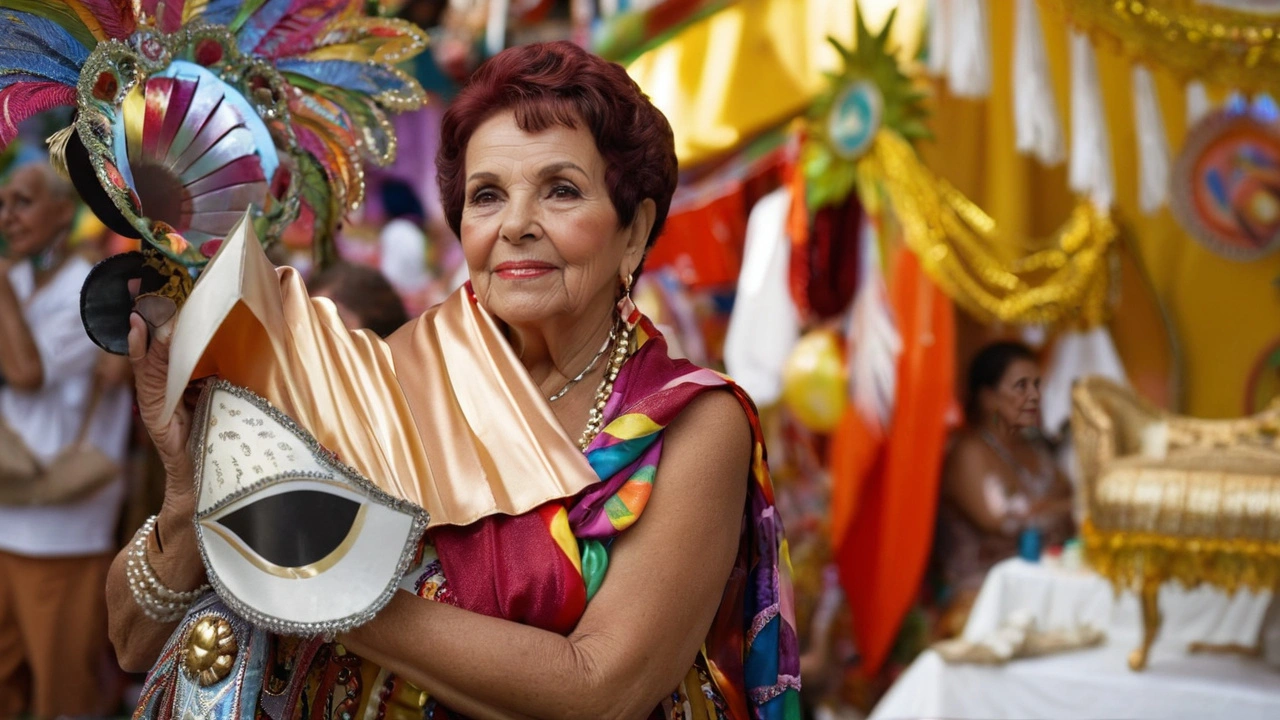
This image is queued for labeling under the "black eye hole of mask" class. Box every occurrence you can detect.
[212,490,361,568]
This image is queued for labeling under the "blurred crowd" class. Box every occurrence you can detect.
[0,143,434,717]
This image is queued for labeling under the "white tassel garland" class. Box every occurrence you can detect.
[1131,65,1171,214]
[1068,32,1115,209]
[1013,0,1064,165]
[1185,79,1211,129]
[846,218,902,437]
[928,0,951,76]
[947,0,991,98]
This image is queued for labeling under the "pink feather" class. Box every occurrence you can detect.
[253,0,349,59]
[0,82,76,147]
[78,0,139,39]
[141,0,185,33]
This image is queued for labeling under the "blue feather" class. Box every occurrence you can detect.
[0,71,54,91]
[0,10,88,85]
[234,0,292,54]
[277,59,414,99]
[199,0,242,28]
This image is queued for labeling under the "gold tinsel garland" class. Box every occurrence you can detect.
[857,132,1117,327]
[1044,0,1280,95]
[1082,519,1280,595]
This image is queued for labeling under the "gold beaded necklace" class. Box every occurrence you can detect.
[576,317,633,451]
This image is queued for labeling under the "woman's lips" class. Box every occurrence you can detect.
[493,261,555,280]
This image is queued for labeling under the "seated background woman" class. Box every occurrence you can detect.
[106,42,799,719]
[934,341,1075,636]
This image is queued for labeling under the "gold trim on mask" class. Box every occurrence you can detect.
[201,503,369,580]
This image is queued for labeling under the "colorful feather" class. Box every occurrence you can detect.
[305,18,428,64]
[183,0,239,27]
[292,121,361,212]
[0,0,428,262]
[293,151,337,264]
[0,10,92,85]
[140,0,186,33]
[0,72,59,92]
[232,0,294,54]
[286,75,395,164]
[0,82,76,145]
[250,0,355,59]
[75,0,137,39]
[277,59,420,111]
[0,1,99,51]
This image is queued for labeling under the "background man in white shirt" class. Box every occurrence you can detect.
[0,161,133,717]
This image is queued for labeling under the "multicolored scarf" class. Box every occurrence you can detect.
[431,316,801,719]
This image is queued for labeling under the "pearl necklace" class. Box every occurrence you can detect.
[547,326,616,403]
[577,318,633,451]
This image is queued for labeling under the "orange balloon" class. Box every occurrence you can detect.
[781,329,847,432]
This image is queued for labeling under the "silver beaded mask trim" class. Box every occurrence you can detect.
[190,379,429,637]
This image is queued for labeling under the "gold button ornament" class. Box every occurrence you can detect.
[182,616,239,686]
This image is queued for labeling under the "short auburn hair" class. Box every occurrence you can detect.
[436,41,678,252]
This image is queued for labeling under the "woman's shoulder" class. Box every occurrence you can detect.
[948,427,988,454]
[661,384,753,481]
[944,428,1001,479]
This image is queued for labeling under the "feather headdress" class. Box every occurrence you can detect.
[0,0,427,267]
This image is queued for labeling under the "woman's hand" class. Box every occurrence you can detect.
[107,307,207,672]
[126,309,203,587]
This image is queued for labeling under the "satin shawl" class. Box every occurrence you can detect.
[164,215,598,527]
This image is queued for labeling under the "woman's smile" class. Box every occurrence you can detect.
[493,260,557,280]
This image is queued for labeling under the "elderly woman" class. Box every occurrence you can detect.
[106,42,800,719]
[934,341,1075,635]
[0,162,133,717]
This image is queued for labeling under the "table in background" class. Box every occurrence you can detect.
[870,559,1280,720]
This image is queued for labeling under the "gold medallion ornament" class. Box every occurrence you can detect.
[795,7,1118,328]
[1044,0,1280,95]
[182,615,239,686]
[803,8,929,211]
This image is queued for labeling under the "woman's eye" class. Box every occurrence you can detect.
[469,189,498,205]
[549,184,580,199]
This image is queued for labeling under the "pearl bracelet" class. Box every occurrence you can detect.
[124,515,210,623]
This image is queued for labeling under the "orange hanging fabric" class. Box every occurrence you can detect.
[831,248,956,677]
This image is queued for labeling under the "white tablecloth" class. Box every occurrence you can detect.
[870,644,1280,720]
[964,558,1276,649]
[870,559,1280,719]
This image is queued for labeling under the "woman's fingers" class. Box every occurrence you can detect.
[127,312,150,364]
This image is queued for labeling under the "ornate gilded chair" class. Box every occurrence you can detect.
[1071,377,1280,670]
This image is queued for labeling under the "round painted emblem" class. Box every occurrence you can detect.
[827,80,883,160]
[1172,107,1280,261]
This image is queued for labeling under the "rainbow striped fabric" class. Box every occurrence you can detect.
[568,316,802,719]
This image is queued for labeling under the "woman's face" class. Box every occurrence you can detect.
[459,111,651,329]
[982,358,1042,430]
[0,165,76,259]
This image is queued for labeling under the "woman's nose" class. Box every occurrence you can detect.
[499,195,541,244]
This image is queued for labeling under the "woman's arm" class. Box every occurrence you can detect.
[342,390,752,720]
[106,313,208,671]
[0,260,45,389]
